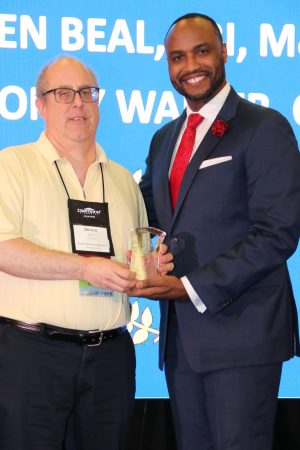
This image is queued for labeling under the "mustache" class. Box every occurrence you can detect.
[179,68,211,82]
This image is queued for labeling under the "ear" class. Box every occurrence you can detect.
[35,97,47,120]
[221,43,228,63]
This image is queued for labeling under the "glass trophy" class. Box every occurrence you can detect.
[130,227,166,280]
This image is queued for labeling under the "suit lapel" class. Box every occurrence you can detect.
[157,111,187,230]
[171,88,240,226]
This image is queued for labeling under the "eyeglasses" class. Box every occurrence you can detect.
[42,87,100,104]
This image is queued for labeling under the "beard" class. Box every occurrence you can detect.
[171,63,226,105]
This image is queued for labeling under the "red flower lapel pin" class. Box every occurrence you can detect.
[211,120,229,137]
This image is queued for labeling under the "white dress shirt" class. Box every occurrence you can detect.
[170,83,231,313]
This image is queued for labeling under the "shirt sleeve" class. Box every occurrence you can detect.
[0,148,24,242]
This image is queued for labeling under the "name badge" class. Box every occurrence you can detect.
[73,225,110,253]
[68,199,115,257]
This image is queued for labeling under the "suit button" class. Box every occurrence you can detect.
[224,298,232,306]
[169,236,185,254]
[170,237,178,252]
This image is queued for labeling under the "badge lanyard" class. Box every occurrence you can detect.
[54,161,115,258]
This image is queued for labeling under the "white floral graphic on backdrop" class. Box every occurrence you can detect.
[127,300,159,344]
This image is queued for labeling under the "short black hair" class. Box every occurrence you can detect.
[164,13,223,44]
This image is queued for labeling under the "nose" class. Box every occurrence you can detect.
[184,54,199,72]
[72,91,84,107]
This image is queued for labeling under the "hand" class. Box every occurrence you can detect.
[82,257,137,293]
[130,275,187,300]
[126,244,174,275]
[158,243,174,275]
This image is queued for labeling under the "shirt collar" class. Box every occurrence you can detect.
[37,131,109,168]
[186,82,231,122]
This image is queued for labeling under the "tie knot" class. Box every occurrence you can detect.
[187,113,203,130]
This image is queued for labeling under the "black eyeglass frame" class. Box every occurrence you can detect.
[41,87,100,103]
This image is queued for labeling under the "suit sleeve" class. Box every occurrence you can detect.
[187,110,300,315]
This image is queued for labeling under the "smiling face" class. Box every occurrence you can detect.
[165,17,227,111]
[36,58,99,152]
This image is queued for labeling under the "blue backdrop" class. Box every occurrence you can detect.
[0,0,299,398]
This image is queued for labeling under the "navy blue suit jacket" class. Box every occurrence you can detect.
[140,87,300,372]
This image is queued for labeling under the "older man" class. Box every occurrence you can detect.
[0,56,148,450]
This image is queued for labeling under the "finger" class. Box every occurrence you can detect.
[159,262,174,272]
[159,243,168,255]
[135,277,163,289]
[130,287,161,298]
[116,265,136,281]
[109,278,137,293]
[135,279,149,289]
[130,287,149,297]
[160,252,173,263]
[126,249,132,263]
[103,268,136,290]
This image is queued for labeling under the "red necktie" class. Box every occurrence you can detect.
[170,113,204,208]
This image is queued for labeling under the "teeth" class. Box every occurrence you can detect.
[187,76,205,84]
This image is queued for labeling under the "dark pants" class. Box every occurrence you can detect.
[0,322,135,450]
[165,308,282,450]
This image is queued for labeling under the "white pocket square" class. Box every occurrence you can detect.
[199,156,232,169]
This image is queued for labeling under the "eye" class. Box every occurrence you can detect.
[57,89,72,98]
[171,54,183,63]
[197,47,208,55]
[80,88,91,96]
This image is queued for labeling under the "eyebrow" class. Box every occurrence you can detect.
[168,42,210,55]
[53,84,96,89]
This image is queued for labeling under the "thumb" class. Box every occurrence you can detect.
[135,279,151,289]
